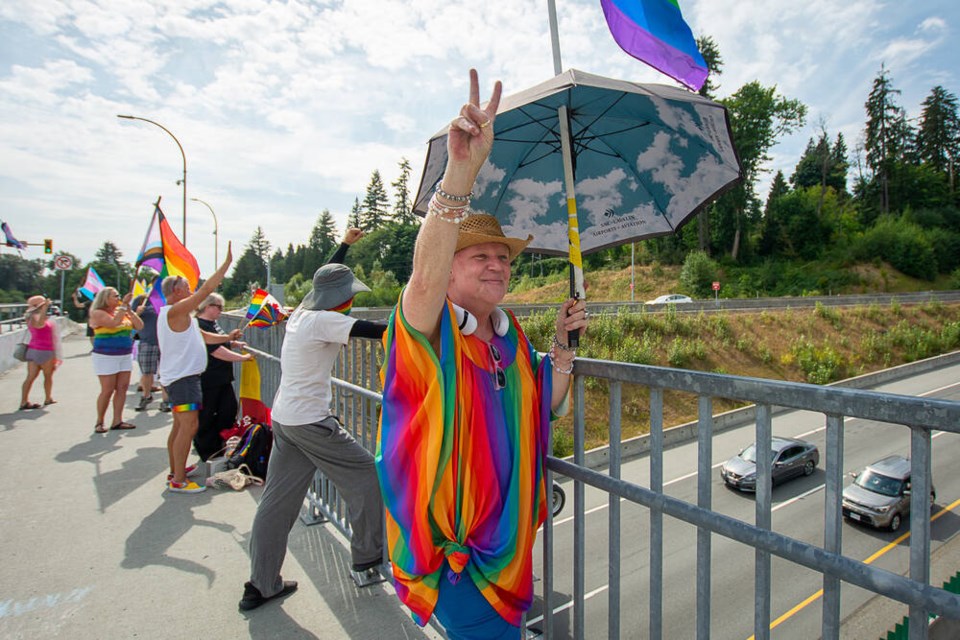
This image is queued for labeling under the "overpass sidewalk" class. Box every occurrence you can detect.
[0,332,437,640]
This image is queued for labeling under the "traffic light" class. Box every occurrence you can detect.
[44,238,53,254]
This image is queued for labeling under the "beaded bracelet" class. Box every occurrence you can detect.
[552,334,577,352]
[549,347,575,374]
[428,194,470,224]
[435,184,473,203]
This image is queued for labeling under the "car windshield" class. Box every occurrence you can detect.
[740,444,777,464]
[855,469,903,497]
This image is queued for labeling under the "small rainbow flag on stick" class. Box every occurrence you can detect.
[244,288,288,329]
[599,0,708,91]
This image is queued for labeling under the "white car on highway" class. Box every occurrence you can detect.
[645,294,693,305]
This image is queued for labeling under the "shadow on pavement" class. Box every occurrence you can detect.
[122,489,233,587]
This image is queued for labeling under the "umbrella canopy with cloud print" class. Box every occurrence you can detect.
[413,69,742,259]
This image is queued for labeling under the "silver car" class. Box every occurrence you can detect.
[841,455,936,532]
[720,437,820,492]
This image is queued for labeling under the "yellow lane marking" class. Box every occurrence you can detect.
[747,496,960,640]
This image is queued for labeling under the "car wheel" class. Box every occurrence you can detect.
[552,484,566,517]
[803,460,815,476]
[889,513,901,532]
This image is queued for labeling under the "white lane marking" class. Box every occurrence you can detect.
[551,381,958,526]
[526,584,609,626]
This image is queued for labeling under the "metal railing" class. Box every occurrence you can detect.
[219,313,960,639]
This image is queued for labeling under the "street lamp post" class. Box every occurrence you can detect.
[116,114,188,246]
[190,197,218,271]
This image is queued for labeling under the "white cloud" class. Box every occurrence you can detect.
[0,0,957,274]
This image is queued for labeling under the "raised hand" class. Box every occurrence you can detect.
[443,69,502,193]
[343,228,364,245]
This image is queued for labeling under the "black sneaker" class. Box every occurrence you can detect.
[159,401,171,413]
[238,580,298,612]
[134,395,153,412]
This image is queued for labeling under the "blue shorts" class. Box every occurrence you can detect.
[433,564,521,640]
[164,375,202,412]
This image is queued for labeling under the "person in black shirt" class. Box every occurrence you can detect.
[195,293,250,461]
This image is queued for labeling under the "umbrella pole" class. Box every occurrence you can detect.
[557,105,586,347]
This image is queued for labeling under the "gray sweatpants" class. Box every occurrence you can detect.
[248,416,384,597]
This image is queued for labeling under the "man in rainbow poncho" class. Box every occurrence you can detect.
[377,70,589,639]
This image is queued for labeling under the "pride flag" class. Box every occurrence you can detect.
[132,278,148,298]
[78,266,105,300]
[135,203,200,309]
[245,289,288,329]
[600,0,708,92]
[2,221,26,250]
[221,358,271,441]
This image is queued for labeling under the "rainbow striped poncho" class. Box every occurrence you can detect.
[377,300,553,627]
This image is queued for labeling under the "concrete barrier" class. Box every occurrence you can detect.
[0,318,83,374]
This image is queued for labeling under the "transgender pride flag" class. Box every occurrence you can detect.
[600,0,708,92]
[134,202,200,310]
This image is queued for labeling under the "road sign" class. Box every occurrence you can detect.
[712,281,720,291]
[54,255,73,270]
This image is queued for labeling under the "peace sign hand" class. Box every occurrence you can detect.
[443,69,502,193]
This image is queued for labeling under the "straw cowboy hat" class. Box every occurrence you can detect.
[301,263,370,311]
[455,214,533,261]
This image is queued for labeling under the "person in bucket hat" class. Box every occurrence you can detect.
[241,228,388,612]
[376,70,589,639]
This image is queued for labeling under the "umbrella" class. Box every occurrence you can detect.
[413,68,741,257]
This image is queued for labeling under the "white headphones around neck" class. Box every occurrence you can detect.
[451,303,509,337]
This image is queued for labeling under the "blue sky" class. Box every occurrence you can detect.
[0,0,956,278]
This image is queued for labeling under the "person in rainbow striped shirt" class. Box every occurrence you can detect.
[377,70,589,639]
[89,287,144,433]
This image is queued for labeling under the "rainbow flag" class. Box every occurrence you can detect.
[2,221,26,250]
[135,203,200,309]
[600,0,708,91]
[245,289,288,328]
[78,266,105,300]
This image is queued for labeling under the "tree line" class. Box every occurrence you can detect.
[4,38,958,308]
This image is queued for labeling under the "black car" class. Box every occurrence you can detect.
[720,437,820,492]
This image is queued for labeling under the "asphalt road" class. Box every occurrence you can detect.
[528,363,960,640]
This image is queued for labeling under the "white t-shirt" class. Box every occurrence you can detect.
[270,307,356,426]
[156,306,208,386]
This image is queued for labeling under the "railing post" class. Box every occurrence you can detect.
[822,413,844,638]
[573,374,586,640]
[649,387,664,640]
[754,404,772,640]
[908,426,932,640]
[608,381,622,640]
[697,395,713,640]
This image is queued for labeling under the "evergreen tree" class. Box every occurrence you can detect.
[830,133,850,195]
[392,158,417,225]
[695,35,723,251]
[360,170,391,230]
[247,226,272,263]
[764,171,790,215]
[718,81,807,260]
[349,198,362,228]
[863,64,912,215]
[309,209,339,257]
[695,35,723,100]
[916,86,960,179]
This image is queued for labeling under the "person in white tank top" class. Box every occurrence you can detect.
[159,242,237,494]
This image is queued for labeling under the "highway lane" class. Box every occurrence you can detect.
[529,363,960,639]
